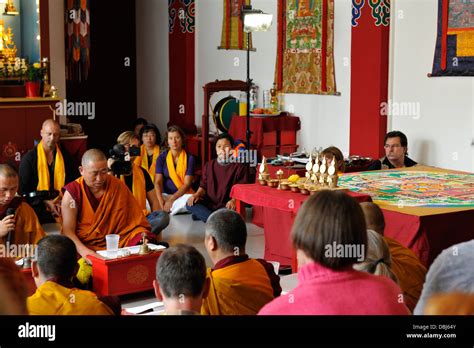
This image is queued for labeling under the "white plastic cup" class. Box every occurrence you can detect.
[106,234,120,259]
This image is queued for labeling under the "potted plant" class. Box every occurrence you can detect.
[25,62,46,98]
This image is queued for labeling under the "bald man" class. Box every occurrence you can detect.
[61,149,154,261]
[19,119,77,224]
[360,202,427,312]
[0,164,45,248]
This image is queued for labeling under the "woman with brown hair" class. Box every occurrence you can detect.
[259,190,409,315]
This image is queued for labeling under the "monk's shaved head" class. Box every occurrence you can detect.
[0,164,18,179]
[81,149,107,167]
[0,258,28,315]
[41,119,60,130]
[360,202,385,235]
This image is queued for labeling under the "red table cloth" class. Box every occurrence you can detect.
[231,184,372,270]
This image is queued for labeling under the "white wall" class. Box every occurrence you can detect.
[196,0,353,155]
[48,0,66,108]
[136,0,170,134]
[390,0,474,171]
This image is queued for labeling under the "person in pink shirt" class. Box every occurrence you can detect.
[259,190,409,315]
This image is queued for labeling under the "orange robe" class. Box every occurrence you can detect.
[201,259,275,315]
[384,236,427,312]
[73,176,151,251]
[120,164,148,217]
[27,281,114,315]
[0,200,45,249]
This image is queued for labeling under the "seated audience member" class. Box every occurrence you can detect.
[414,240,474,315]
[132,117,148,137]
[201,209,281,315]
[353,229,399,284]
[186,134,250,223]
[424,292,474,315]
[0,164,45,247]
[61,149,154,261]
[110,131,169,235]
[367,131,417,170]
[154,244,209,315]
[321,146,346,173]
[19,119,77,224]
[136,124,162,180]
[361,202,427,312]
[28,235,118,315]
[155,126,195,214]
[259,191,409,315]
[0,258,29,315]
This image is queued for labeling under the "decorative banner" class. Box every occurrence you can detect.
[349,0,390,159]
[275,0,337,95]
[219,0,253,50]
[65,0,91,82]
[431,0,474,76]
[169,0,197,133]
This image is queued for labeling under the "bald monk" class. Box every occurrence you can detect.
[28,235,117,315]
[0,164,45,248]
[0,258,29,315]
[19,119,77,224]
[61,149,154,261]
[202,209,281,315]
[361,202,427,312]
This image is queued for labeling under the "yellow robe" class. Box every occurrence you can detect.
[121,164,148,216]
[385,236,427,312]
[74,176,150,251]
[0,201,45,249]
[201,259,275,315]
[27,281,114,315]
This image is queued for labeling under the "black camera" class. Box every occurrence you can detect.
[109,144,140,176]
[24,190,60,206]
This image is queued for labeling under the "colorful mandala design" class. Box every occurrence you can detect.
[179,0,195,34]
[169,0,177,34]
[339,171,474,207]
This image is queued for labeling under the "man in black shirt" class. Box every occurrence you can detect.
[109,131,169,236]
[19,119,77,224]
[367,131,418,171]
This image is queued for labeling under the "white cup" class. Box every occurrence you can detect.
[106,234,120,259]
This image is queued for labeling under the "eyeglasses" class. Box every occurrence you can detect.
[384,144,402,149]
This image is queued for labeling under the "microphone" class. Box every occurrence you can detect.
[5,208,15,244]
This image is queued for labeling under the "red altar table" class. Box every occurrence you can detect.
[231,184,372,272]
[89,250,163,297]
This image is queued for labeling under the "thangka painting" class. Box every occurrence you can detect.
[431,0,474,76]
[339,171,474,208]
[219,0,253,50]
[275,0,337,95]
[65,0,91,82]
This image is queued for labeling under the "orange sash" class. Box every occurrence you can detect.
[75,176,150,251]
[120,164,148,216]
[136,144,160,180]
[166,150,193,194]
[201,259,274,315]
[27,281,114,315]
[37,141,66,191]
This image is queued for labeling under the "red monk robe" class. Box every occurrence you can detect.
[201,255,281,315]
[63,176,153,251]
[384,236,427,312]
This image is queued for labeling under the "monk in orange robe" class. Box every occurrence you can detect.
[201,209,281,315]
[28,235,118,315]
[361,202,427,312]
[61,149,153,261]
[0,257,29,315]
[0,164,45,251]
